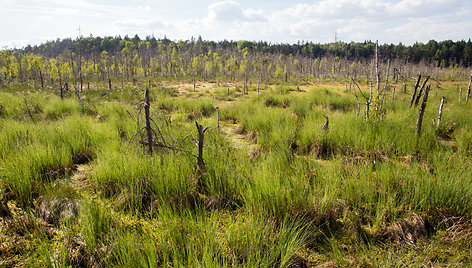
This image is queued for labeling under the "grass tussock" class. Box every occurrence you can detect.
[1,80,472,266]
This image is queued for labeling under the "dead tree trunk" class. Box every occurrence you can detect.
[244,75,248,94]
[380,59,390,112]
[414,76,430,106]
[353,83,360,117]
[194,121,210,190]
[216,106,220,132]
[24,98,35,123]
[76,83,82,109]
[437,96,445,129]
[416,85,431,138]
[59,71,63,100]
[375,41,380,94]
[366,81,373,119]
[195,121,209,171]
[410,74,422,107]
[322,115,329,130]
[145,88,153,155]
[459,86,462,103]
[40,69,44,89]
[466,73,472,103]
[257,76,260,94]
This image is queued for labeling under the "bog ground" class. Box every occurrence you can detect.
[1,74,472,267]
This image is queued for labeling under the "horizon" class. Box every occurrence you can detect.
[1,0,471,49]
[5,34,472,51]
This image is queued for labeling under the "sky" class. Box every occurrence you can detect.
[1,0,471,48]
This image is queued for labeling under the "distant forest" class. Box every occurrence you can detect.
[1,35,471,87]
[18,35,472,67]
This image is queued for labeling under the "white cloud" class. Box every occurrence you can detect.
[206,0,266,22]
[0,0,471,47]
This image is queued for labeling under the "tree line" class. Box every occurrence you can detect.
[1,35,471,88]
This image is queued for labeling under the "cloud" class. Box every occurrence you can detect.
[207,0,266,22]
[1,0,471,47]
[259,0,472,43]
[386,18,472,43]
[112,18,172,37]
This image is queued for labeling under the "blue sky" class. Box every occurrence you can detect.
[1,0,471,48]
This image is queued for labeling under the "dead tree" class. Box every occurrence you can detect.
[58,71,63,99]
[321,115,329,130]
[409,73,422,107]
[375,41,380,94]
[130,88,193,156]
[24,98,35,123]
[76,83,82,109]
[257,76,260,94]
[350,77,368,118]
[216,106,220,132]
[467,73,472,103]
[414,76,430,106]
[144,88,153,154]
[416,85,431,138]
[39,70,44,89]
[437,96,445,129]
[367,81,373,119]
[194,121,210,191]
[379,59,391,112]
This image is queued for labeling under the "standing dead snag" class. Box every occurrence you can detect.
[467,72,472,103]
[437,96,445,129]
[379,59,391,112]
[194,121,210,191]
[350,77,362,117]
[414,76,430,106]
[145,88,153,154]
[216,106,220,133]
[367,81,373,119]
[24,98,35,123]
[410,74,422,107]
[416,85,431,138]
[194,121,210,172]
[76,83,82,109]
[321,115,329,130]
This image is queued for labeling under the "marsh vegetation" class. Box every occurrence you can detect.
[1,38,472,267]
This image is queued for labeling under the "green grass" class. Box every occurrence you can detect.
[1,79,472,266]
